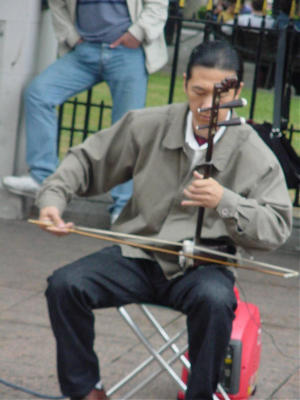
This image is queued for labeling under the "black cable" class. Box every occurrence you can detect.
[0,378,66,399]
[236,280,300,362]
[265,365,300,400]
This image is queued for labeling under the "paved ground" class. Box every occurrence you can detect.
[0,195,299,400]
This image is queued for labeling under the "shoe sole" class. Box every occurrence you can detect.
[2,184,38,198]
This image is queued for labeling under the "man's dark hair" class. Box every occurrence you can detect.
[252,0,264,12]
[186,40,244,84]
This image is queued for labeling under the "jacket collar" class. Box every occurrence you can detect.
[162,103,189,150]
[162,104,250,172]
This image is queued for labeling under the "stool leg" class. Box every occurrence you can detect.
[109,305,232,400]
[107,323,187,396]
[118,306,187,390]
[140,305,190,370]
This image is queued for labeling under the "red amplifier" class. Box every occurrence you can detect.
[177,288,261,400]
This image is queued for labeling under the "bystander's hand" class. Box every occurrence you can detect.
[39,206,74,236]
[182,171,224,209]
[110,32,141,49]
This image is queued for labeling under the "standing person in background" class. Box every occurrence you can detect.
[3,0,168,223]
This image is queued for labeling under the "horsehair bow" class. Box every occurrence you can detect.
[28,219,298,279]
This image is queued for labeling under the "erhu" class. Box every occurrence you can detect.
[180,77,247,268]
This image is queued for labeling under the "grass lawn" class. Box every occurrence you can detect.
[59,71,300,158]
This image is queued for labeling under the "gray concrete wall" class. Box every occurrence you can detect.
[0,0,57,219]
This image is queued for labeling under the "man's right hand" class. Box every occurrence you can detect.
[39,206,74,236]
[110,32,141,49]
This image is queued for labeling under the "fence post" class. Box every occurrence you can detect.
[83,89,92,141]
[249,19,266,121]
[168,16,183,104]
[70,98,78,147]
[57,104,64,156]
[272,27,288,131]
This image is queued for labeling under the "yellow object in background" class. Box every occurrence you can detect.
[290,0,296,18]
[179,0,185,8]
[234,0,241,15]
[262,0,267,16]
[206,0,214,12]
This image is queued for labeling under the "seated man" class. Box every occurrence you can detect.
[36,40,292,400]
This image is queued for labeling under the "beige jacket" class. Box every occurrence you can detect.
[48,0,168,73]
[36,103,293,278]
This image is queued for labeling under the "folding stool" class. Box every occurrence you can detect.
[106,303,231,400]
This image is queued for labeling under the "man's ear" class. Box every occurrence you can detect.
[235,81,244,98]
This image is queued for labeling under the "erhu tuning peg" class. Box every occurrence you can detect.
[197,98,247,114]
[196,117,246,131]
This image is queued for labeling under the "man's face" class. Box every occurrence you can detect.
[184,66,243,139]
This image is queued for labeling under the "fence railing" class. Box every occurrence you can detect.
[57,89,112,156]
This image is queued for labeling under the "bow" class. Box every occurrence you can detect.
[28,219,298,279]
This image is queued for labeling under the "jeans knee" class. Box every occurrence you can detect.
[24,76,48,106]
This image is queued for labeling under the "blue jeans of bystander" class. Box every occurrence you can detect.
[25,42,148,215]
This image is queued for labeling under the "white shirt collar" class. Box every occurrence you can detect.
[185,110,230,151]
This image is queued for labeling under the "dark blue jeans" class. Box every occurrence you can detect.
[45,246,237,399]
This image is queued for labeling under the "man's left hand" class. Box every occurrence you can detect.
[182,171,224,209]
[110,32,141,49]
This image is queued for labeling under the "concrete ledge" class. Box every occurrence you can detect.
[0,177,112,229]
[0,182,24,219]
[62,193,112,229]
[28,193,112,230]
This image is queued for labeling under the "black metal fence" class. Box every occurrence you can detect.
[57,89,112,156]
